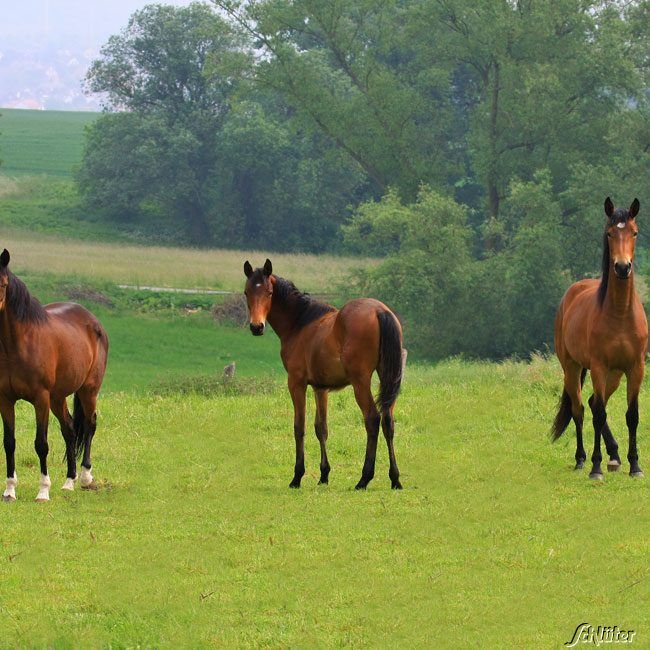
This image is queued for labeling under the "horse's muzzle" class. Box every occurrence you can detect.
[614,261,632,279]
[250,322,265,336]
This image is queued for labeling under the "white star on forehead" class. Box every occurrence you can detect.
[617,222,626,229]
[255,283,262,287]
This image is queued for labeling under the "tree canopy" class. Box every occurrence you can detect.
[78,0,650,358]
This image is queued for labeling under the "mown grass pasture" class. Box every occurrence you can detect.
[4,232,375,294]
[0,354,648,647]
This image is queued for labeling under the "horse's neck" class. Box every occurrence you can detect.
[603,266,636,316]
[0,309,21,351]
[267,296,299,342]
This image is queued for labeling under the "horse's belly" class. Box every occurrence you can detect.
[307,349,348,390]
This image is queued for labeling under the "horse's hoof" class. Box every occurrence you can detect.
[318,479,328,485]
[79,468,93,488]
[607,459,621,472]
[589,472,604,481]
[35,496,50,503]
[391,481,403,490]
[2,494,16,503]
[289,481,301,489]
[61,478,76,491]
[574,461,585,470]
[630,470,645,478]
[354,482,367,490]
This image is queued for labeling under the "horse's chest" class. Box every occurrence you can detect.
[0,357,34,400]
[597,335,640,370]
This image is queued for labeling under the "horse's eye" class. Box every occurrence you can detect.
[244,290,248,296]
[607,232,612,238]
[633,232,638,238]
[267,291,273,297]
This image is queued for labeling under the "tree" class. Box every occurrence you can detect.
[214,0,458,200]
[80,3,250,243]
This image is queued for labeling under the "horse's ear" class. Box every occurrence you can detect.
[0,249,9,268]
[604,197,614,218]
[630,198,640,220]
[244,261,253,278]
[263,259,273,276]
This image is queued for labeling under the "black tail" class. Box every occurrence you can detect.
[550,368,587,441]
[72,393,87,460]
[376,311,403,412]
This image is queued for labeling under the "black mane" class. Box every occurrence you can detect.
[252,270,335,330]
[597,208,630,306]
[6,272,48,324]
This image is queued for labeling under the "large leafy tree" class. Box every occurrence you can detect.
[214,0,459,200]
[80,3,250,242]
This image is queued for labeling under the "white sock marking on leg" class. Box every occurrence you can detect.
[3,473,17,501]
[62,477,75,491]
[36,474,51,502]
[80,467,93,487]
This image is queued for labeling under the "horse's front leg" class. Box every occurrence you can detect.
[288,379,307,488]
[1,399,17,502]
[33,394,51,502]
[314,389,331,485]
[626,364,644,478]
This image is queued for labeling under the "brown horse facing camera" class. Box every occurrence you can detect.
[552,198,648,479]
[244,259,405,490]
[0,250,109,502]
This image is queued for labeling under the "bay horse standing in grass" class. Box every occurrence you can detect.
[0,249,109,501]
[552,198,647,479]
[244,259,405,489]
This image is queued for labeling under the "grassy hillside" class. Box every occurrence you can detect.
[0,108,96,176]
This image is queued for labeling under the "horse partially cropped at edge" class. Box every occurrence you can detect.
[0,249,109,501]
[552,198,647,479]
[244,259,405,490]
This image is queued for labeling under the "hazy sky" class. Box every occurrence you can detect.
[2,0,198,47]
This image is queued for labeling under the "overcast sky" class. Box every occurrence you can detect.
[1,1,205,108]
[2,0,198,48]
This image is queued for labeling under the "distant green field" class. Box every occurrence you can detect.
[0,108,96,177]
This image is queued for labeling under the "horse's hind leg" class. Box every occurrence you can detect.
[561,363,586,469]
[352,377,380,490]
[588,365,611,480]
[382,404,402,489]
[51,397,77,491]
[33,393,52,502]
[77,389,98,488]
[314,389,331,485]
[1,399,17,502]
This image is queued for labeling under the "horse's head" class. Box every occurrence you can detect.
[0,249,10,311]
[604,197,639,280]
[243,258,273,336]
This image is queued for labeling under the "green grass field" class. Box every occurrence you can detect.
[1,356,648,647]
[0,109,97,177]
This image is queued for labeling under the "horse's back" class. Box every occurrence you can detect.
[44,301,109,391]
[293,298,400,387]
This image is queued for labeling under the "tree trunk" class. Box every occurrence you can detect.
[185,201,211,245]
[487,60,501,220]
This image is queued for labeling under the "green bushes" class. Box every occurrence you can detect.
[344,178,567,360]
